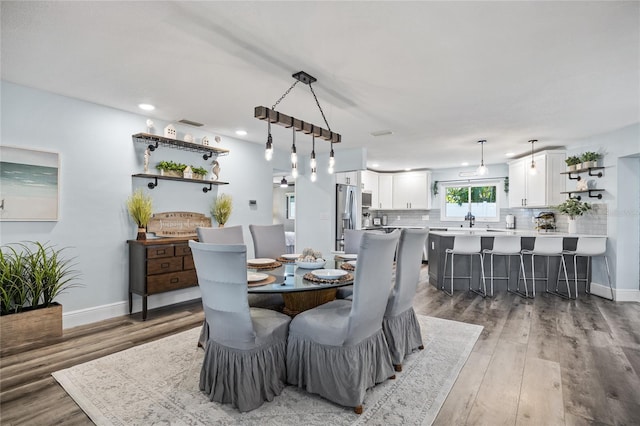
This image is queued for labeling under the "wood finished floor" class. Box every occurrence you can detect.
[1,267,639,425]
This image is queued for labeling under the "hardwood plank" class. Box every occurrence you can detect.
[525,293,560,362]
[466,340,527,425]
[516,357,565,425]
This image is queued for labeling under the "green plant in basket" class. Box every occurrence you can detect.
[191,166,208,177]
[580,152,600,162]
[211,194,233,226]
[553,198,592,220]
[565,156,581,166]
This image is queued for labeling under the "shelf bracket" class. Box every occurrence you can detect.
[147,177,158,189]
[202,151,213,160]
[147,141,159,152]
[568,193,582,201]
[203,183,214,193]
[588,169,603,178]
[588,190,603,199]
[567,173,581,181]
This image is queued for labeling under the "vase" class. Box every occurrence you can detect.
[0,303,63,348]
[137,227,147,240]
[567,218,577,234]
[218,223,225,228]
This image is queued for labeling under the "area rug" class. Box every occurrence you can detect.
[52,315,482,426]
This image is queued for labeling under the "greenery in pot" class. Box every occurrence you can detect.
[211,194,233,226]
[126,189,153,239]
[191,166,209,179]
[553,198,592,220]
[155,160,187,176]
[580,151,601,167]
[0,242,81,315]
[565,156,581,166]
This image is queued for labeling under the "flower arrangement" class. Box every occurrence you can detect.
[553,198,592,220]
[211,194,233,227]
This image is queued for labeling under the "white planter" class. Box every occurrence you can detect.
[567,165,577,172]
[567,218,577,234]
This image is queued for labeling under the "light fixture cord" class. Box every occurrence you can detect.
[272,80,300,110]
[309,83,332,131]
[481,141,485,165]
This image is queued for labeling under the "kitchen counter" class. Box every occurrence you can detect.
[428,228,600,237]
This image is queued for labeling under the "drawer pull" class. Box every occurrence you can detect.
[170,277,179,283]
[161,262,170,268]
[157,249,166,255]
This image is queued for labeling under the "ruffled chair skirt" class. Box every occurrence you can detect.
[286,329,394,408]
[382,307,423,365]
[200,339,287,412]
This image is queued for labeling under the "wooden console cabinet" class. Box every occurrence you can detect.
[128,238,198,320]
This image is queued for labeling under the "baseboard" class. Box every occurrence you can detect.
[63,288,202,329]
[590,282,640,302]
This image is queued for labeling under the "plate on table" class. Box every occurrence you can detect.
[295,259,326,269]
[247,272,269,282]
[280,253,301,260]
[247,258,276,265]
[311,269,348,280]
[338,254,358,260]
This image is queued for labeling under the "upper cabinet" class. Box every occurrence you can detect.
[378,174,393,209]
[392,171,431,209]
[360,170,379,209]
[336,171,359,186]
[508,151,565,208]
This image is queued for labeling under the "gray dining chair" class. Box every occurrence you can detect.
[249,224,287,259]
[189,241,291,412]
[286,230,401,414]
[382,228,428,371]
[343,229,366,254]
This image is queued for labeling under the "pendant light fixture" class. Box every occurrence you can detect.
[280,176,289,188]
[528,139,538,175]
[476,140,488,176]
[255,71,341,182]
[310,133,317,182]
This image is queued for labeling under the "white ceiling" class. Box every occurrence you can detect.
[2,1,638,171]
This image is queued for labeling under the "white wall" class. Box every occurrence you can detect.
[1,81,275,325]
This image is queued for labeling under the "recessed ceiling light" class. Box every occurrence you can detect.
[235,130,247,136]
[138,103,155,111]
[505,152,515,157]
[372,163,380,168]
[404,168,412,171]
[461,162,469,166]
[370,130,393,137]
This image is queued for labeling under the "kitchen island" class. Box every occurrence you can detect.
[427,229,595,294]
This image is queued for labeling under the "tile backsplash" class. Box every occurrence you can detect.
[365,204,607,235]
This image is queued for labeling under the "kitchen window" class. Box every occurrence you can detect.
[440,181,500,222]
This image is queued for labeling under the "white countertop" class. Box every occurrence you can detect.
[427,229,600,237]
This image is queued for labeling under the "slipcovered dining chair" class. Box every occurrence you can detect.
[286,230,401,414]
[249,224,287,259]
[383,228,429,371]
[196,225,244,244]
[189,241,291,412]
[343,229,366,254]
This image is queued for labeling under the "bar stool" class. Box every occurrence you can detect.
[521,237,571,298]
[562,236,613,300]
[482,235,527,297]
[442,235,486,297]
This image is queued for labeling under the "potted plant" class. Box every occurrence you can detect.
[191,166,209,180]
[155,160,187,177]
[553,198,592,234]
[565,156,582,172]
[126,189,153,240]
[580,151,601,169]
[0,241,81,348]
[211,194,233,227]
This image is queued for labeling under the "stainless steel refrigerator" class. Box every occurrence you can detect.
[335,184,358,251]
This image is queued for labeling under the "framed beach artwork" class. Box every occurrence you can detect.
[0,146,59,221]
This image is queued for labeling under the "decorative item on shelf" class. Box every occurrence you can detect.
[553,198,592,234]
[143,148,150,173]
[254,71,341,183]
[215,135,221,144]
[191,166,208,180]
[476,140,488,176]
[126,189,153,240]
[210,160,220,181]
[201,136,210,146]
[534,211,556,232]
[183,166,193,179]
[565,155,581,172]
[211,194,232,227]
[146,211,211,237]
[0,241,81,348]
[163,124,176,139]
[580,151,601,169]
[576,179,588,191]
[146,119,154,134]
[156,160,187,178]
[183,134,194,143]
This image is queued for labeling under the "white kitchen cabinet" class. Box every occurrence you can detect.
[392,171,431,209]
[336,171,359,186]
[508,151,566,208]
[378,174,393,209]
[360,170,379,209]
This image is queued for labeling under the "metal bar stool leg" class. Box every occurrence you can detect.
[442,251,453,296]
[604,256,614,300]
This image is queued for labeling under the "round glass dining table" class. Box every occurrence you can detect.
[248,258,354,316]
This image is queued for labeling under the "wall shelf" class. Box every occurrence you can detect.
[560,189,604,200]
[132,132,229,160]
[560,167,604,181]
[132,173,229,193]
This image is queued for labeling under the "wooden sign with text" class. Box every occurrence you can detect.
[147,211,211,237]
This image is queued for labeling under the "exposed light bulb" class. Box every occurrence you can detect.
[529,161,537,175]
[310,169,317,182]
[291,150,297,165]
[265,145,273,161]
[310,154,317,169]
[476,140,488,176]
[291,164,298,179]
[477,164,488,176]
[328,164,334,174]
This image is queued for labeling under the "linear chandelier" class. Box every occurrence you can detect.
[254,71,341,180]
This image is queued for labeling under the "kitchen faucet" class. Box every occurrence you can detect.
[465,212,475,228]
